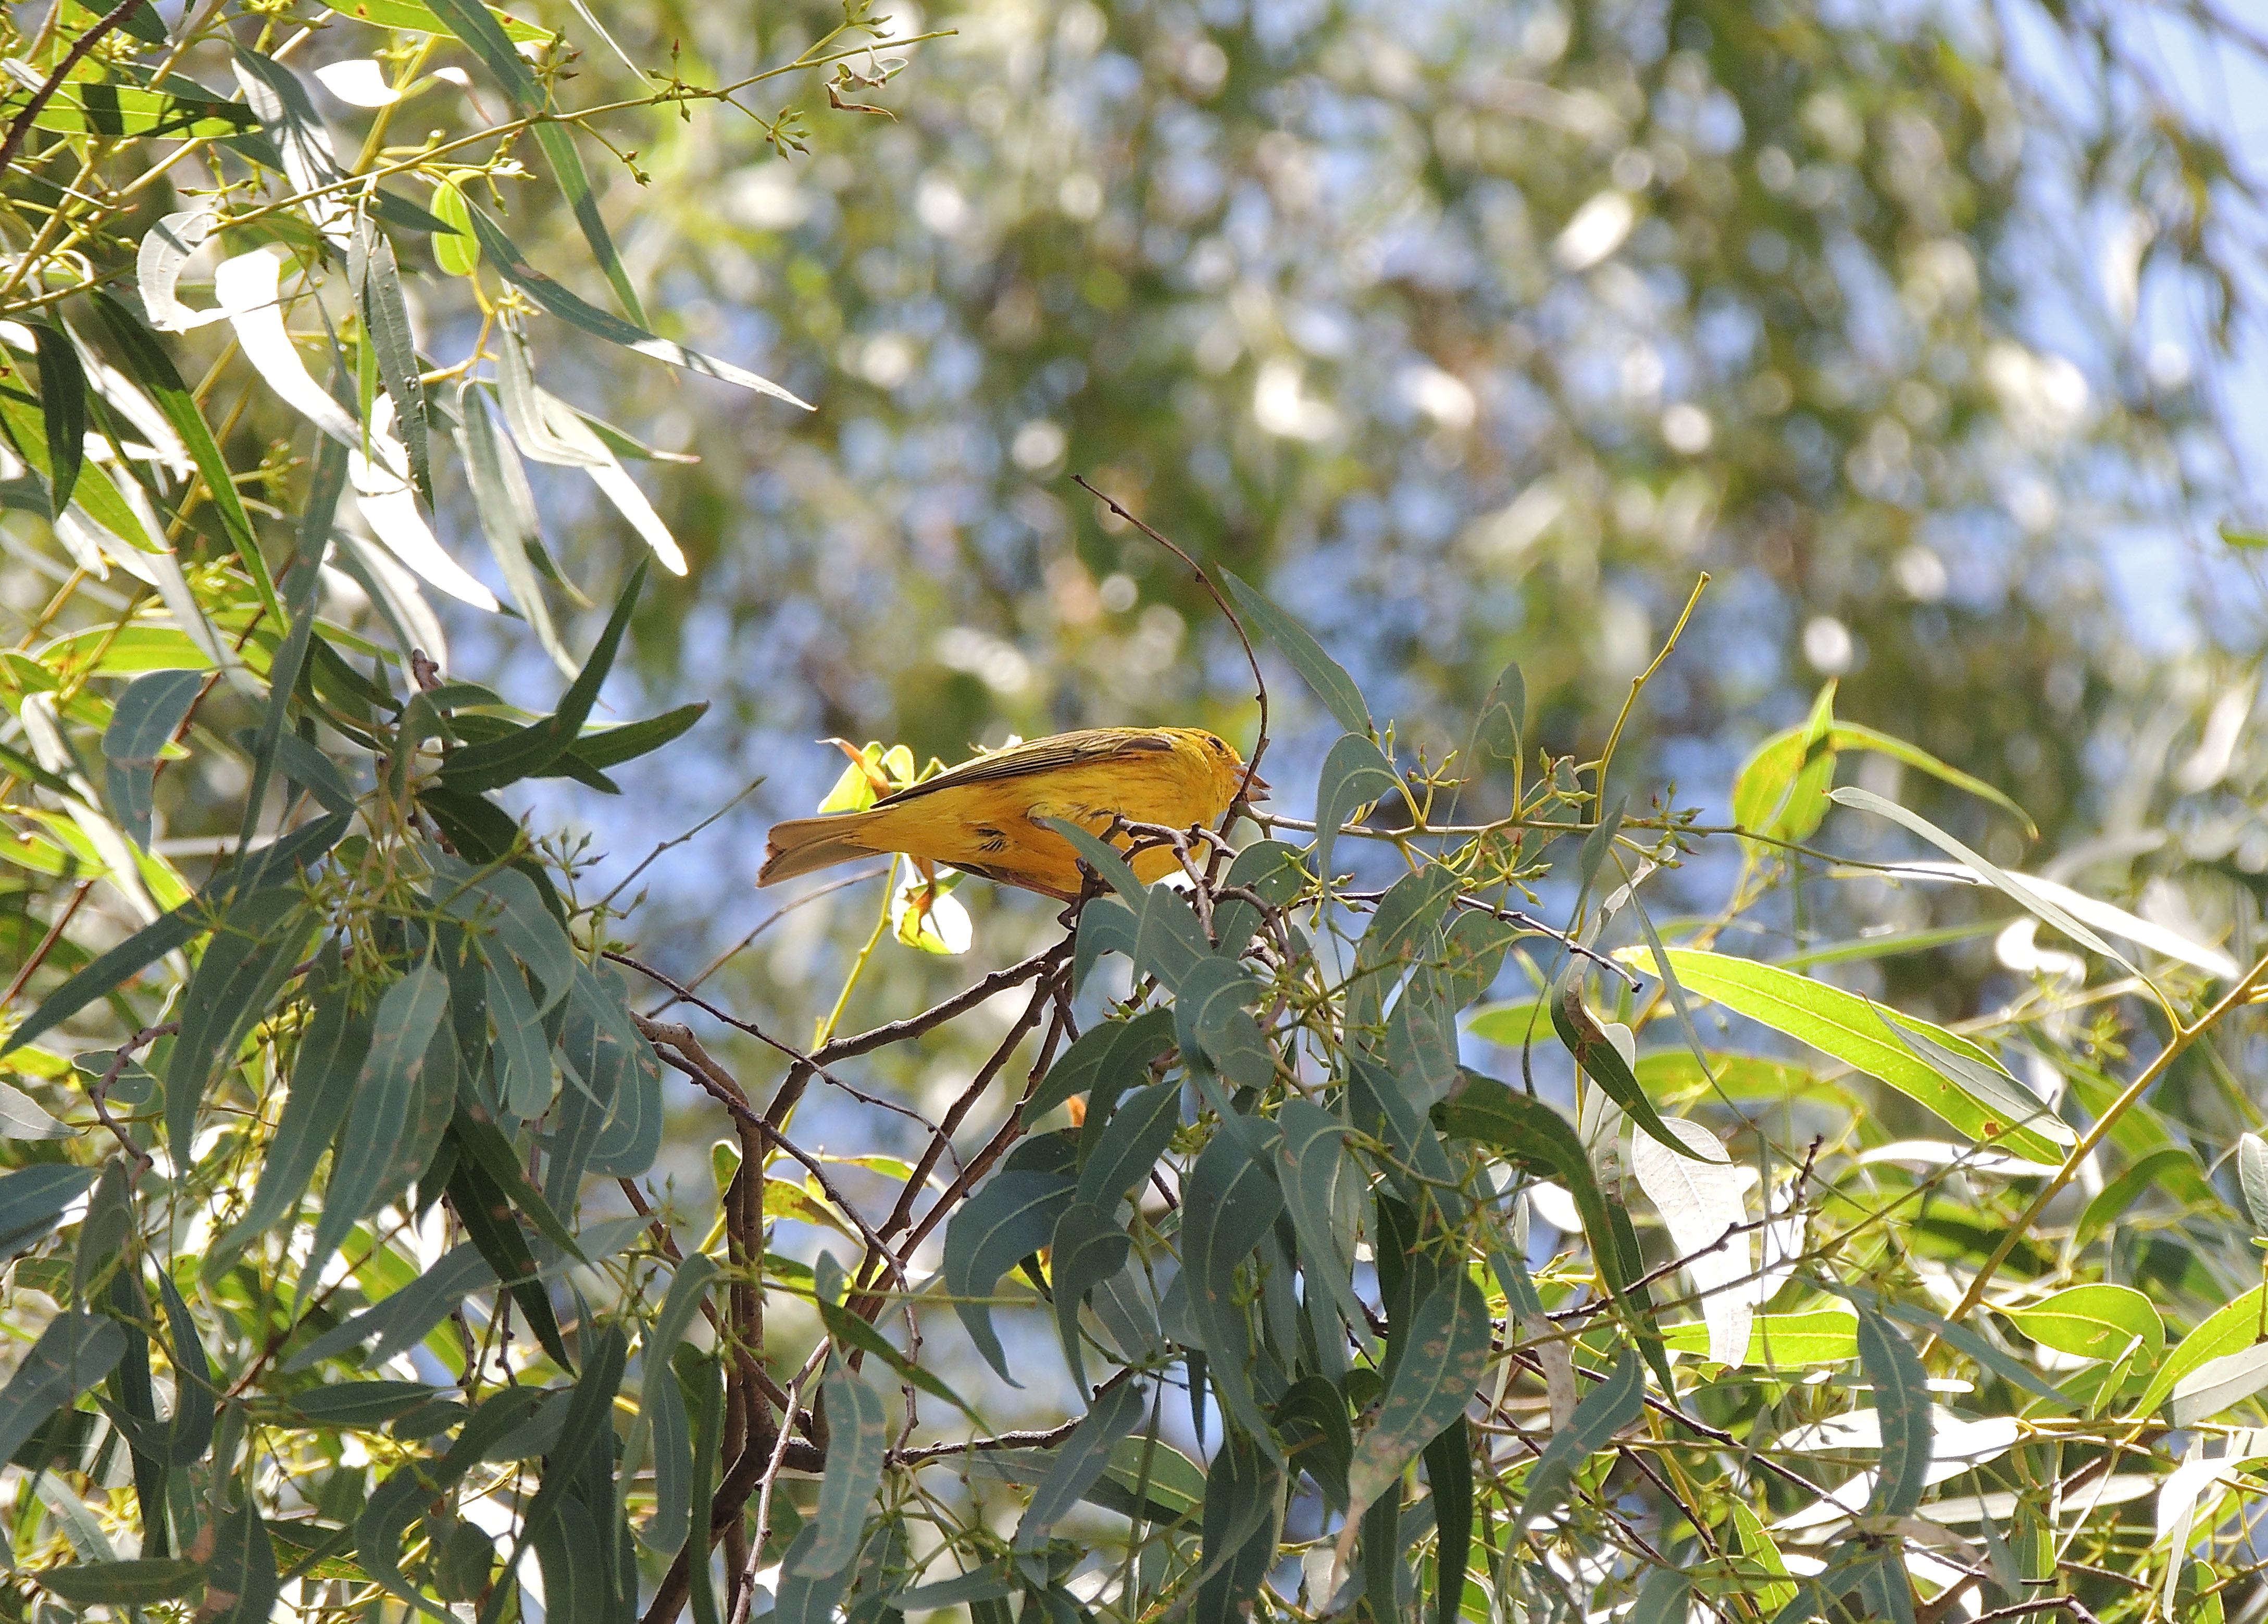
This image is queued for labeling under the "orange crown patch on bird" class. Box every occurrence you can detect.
[758,726,1264,901]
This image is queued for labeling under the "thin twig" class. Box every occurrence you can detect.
[1071,474,1270,819]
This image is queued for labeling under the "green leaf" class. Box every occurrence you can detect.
[1549,970,1697,1159]
[167,887,317,1164]
[2000,1285,2163,1364]
[91,292,279,622]
[1273,1098,1373,1351]
[31,324,85,516]
[1193,1429,1285,1624]
[205,1501,279,1624]
[355,219,432,505]
[288,1243,493,1372]
[1180,1118,1285,1456]
[1073,1077,1179,1214]
[464,205,809,406]
[2169,1344,2268,1427]
[775,1525,857,1624]
[1830,786,2114,967]
[1432,1073,1640,1309]
[206,980,367,1270]
[1222,570,1371,735]
[1468,658,1525,770]
[20,80,258,138]
[153,1271,214,1465]
[446,1146,569,1366]
[1618,947,2073,1164]
[1013,1380,1148,1556]
[434,855,577,1012]
[1628,1567,1691,1624]
[1660,1309,1859,1366]
[1825,722,2037,841]
[1313,732,1401,886]
[1426,1418,1473,1624]
[794,1356,889,1577]
[0,1077,69,1141]
[1347,1270,1491,1518]
[2075,1146,2212,1249]
[37,1559,203,1606]
[944,1170,1076,1385]
[1270,1376,1352,1509]
[455,384,574,676]
[260,1381,438,1426]
[0,1165,99,1256]
[1041,815,1147,907]
[419,0,541,101]
[1464,997,1546,1046]
[569,704,707,772]
[305,960,452,1288]
[1517,1344,1643,1529]
[1732,681,1837,845]
[98,668,200,850]
[1049,1201,1133,1391]
[2135,1285,2267,1418]
[273,734,356,815]
[429,178,481,274]
[555,960,661,1180]
[1855,1309,1932,1516]
[2242,1134,2268,1235]
[532,121,649,327]
[0,384,157,552]
[437,559,647,793]
[0,1311,127,1465]
[892,1565,1018,1611]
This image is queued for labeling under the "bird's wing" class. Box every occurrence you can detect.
[869,728,1177,807]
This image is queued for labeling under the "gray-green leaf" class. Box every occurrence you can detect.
[1347,1270,1491,1518]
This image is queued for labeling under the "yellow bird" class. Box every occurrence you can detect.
[759,727,1263,901]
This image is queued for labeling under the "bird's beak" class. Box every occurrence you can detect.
[1240,769,1271,801]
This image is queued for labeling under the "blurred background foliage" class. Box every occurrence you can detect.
[319,0,2268,1078]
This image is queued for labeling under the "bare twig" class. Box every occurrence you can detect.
[1071,474,1270,820]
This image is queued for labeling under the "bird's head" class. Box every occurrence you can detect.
[1182,728,1268,806]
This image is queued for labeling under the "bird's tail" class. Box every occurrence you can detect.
[759,813,885,886]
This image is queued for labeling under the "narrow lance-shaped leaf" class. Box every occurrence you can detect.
[356,219,432,505]
[792,1356,889,1577]
[89,291,280,621]
[1855,1309,1933,1517]
[101,668,201,851]
[943,1170,1076,1386]
[1221,569,1372,736]
[1346,1270,1492,1520]
[167,888,317,1166]
[1618,947,2074,1164]
[1313,732,1401,887]
[1828,785,2126,970]
[465,205,809,406]
[1550,969,1701,1159]
[1274,1098,1376,1352]
[1050,1201,1132,1391]
[1180,1119,1286,1458]
[1012,1380,1148,1558]
[0,1312,128,1465]
[1517,1344,1644,1529]
[32,323,85,516]
[303,960,451,1292]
